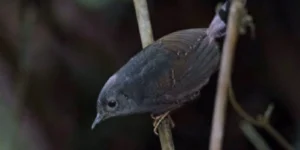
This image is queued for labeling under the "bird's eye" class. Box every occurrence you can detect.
[107,100,117,108]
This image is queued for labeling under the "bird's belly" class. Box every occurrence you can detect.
[164,76,209,102]
[149,78,208,115]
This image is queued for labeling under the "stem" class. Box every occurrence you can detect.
[209,1,245,150]
[132,0,175,150]
[158,119,175,150]
[264,124,294,150]
[133,0,154,47]
[240,120,271,150]
[229,82,294,150]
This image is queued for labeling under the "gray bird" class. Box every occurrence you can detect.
[91,1,230,129]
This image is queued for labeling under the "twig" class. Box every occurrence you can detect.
[158,117,175,150]
[133,0,154,47]
[132,1,175,150]
[240,120,271,150]
[229,86,294,150]
[209,0,248,150]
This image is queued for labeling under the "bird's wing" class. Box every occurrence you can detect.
[152,28,221,103]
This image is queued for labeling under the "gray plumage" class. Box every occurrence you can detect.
[91,1,230,129]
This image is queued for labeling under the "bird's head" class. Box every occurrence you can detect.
[91,73,138,129]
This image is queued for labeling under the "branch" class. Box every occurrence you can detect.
[157,117,175,150]
[132,1,175,150]
[133,0,154,47]
[209,0,248,149]
[240,120,271,150]
[229,85,294,150]
[209,0,294,149]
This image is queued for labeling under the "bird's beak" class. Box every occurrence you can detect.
[91,113,103,130]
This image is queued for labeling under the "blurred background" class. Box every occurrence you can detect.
[1,0,300,149]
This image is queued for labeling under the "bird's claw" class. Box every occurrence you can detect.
[151,111,175,135]
[215,2,224,14]
[239,7,255,38]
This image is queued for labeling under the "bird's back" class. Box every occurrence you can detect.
[116,28,221,114]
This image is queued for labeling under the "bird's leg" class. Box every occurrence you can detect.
[238,5,255,38]
[151,111,175,135]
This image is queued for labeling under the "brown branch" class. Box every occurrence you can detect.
[208,0,248,150]
[132,0,175,150]
[229,85,294,150]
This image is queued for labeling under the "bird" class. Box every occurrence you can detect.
[91,1,231,131]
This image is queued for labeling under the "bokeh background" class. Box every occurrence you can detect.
[1,0,300,149]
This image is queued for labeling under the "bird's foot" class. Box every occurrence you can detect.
[151,111,175,135]
[238,4,255,38]
[215,2,224,14]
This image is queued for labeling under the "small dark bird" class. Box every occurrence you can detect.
[91,1,231,129]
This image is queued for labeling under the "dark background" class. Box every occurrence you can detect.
[1,0,300,149]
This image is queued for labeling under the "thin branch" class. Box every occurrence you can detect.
[240,120,271,150]
[229,86,294,150]
[264,123,294,150]
[132,1,175,150]
[209,0,247,150]
[133,0,154,47]
[157,117,175,150]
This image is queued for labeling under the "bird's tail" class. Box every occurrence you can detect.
[206,1,231,39]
